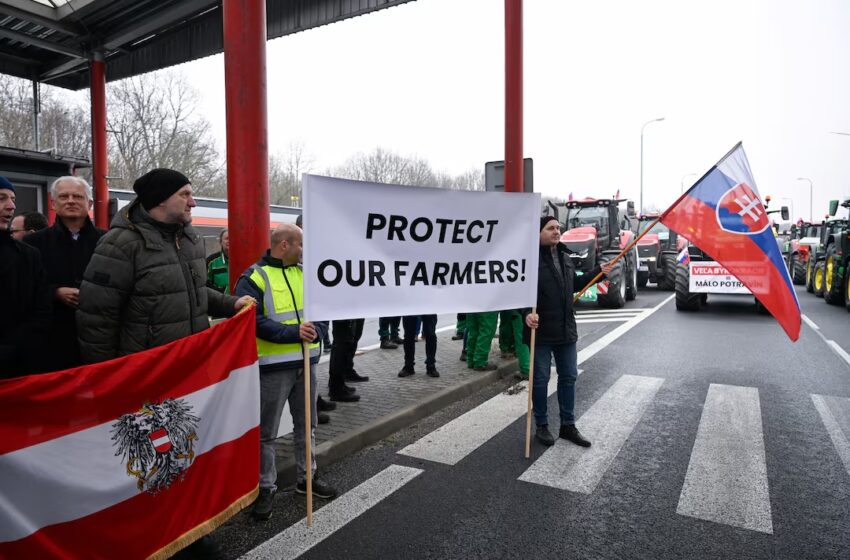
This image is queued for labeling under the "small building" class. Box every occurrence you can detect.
[0,146,90,214]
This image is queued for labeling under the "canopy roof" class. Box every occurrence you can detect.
[0,0,414,90]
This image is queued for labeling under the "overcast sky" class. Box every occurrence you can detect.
[174,0,850,222]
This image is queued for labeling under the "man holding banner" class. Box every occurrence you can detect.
[235,223,336,521]
[524,216,614,447]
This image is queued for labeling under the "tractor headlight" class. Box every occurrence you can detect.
[570,249,589,259]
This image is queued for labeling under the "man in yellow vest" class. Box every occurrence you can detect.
[235,223,336,521]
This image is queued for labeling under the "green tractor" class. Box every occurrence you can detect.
[819,199,850,310]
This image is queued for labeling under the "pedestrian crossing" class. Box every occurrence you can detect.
[250,374,850,554]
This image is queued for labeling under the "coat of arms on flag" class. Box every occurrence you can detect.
[716,182,770,234]
[112,399,200,493]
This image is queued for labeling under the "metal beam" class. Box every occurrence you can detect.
[0,1,84,35]
[0,26,84,58]
[39,55,85,80]
[99,0,217,50]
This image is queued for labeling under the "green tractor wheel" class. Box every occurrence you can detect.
[824,247,843,305]
[814,261,826,297]
[845,268,850,312]
[806,257,815,293]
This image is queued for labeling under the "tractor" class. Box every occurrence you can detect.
[632,213,686,290]
[812,199,850,309]
[544,197,639,309]
[781,221,822,287]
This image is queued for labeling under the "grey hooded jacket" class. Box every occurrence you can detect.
[77,199,238,364]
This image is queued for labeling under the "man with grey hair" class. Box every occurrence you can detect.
[25,176,104,370]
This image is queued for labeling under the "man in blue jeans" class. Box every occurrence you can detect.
[398,314,439,377]
[523,216,614,447]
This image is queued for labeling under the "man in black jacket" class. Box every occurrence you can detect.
[25,177,104,371]
[524,216,614,447]
[0,177,51,378]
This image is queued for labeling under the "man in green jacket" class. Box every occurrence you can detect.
[207,228,230,293]
[77,168,252,364]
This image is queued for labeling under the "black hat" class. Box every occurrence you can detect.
[133,168,190,210]
[0,176,14,193]
[540,215,558,231]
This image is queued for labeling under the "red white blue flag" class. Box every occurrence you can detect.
[660,142,801,341]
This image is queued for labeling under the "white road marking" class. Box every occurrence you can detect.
[576,317,631,324]
[398,296,674,465]
[240,465,423,560]
[811,394,850,478]
[518,375,664,493]
[801,314,850,369]
[676,384,773,534]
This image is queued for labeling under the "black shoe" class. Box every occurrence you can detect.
[459,350,467,361]
[452,332,465,340]
[559,424,591,447]
[500,351,516,359]
[345,370,370,382]
[426,367,440,378]
[474,363,498,372]
[329,389,360,402]
[398,366,415,377]
[391,336,405,345]
[180,535,225,560]
[316,396,336,412]
[296,477,337,499]
[380,339,398,350]
[323,346,332,354]
[252,488,275,520]
[536,426,555,446]
[318,411,330,424]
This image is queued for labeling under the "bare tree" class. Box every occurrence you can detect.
[106,72,222,194]
[0,74,90,157]
[333,146,436,187]
[269,140,316,207]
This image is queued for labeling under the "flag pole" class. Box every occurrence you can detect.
[572,217,664,302]
[303,339,313,527]
[524,307,537,459]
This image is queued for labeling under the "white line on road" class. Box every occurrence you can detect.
[801,314,850,369]
[576,317,631,324]
[518,374,664,493]
[240,465,423,560]
[676,384,773,534]
[576,308,647,314]
[398,296,674,465]
[811,394,850,478]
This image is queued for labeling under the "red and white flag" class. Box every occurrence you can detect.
[0,308,260,559]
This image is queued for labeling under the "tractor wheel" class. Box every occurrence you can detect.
[658,253,678,291]
[675,263,701,311]
[844,263,850,311]
[637,271,648,289]
[625,249,638,301]
[597,255,626,309]
[824,246,843,305]
[806,257,816,293]
[790,253,806,285]
[814,261,826,298]
[844,267,850,312]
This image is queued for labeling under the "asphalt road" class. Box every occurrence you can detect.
[214,285,850,560]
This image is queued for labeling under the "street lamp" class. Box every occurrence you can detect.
[796,177,812,221]
[640,117,665,213]
[680,172,699,193]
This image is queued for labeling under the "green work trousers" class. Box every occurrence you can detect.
[466,311,498,368]
[500,309,529,375]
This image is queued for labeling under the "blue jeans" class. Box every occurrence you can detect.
[532,342,578,427]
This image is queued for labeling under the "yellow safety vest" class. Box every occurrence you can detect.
[249,263,320,367]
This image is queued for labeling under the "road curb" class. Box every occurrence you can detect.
[276,359,519,485]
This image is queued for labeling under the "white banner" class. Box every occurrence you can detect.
[302,175,541,321]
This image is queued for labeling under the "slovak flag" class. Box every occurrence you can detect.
[660,142,801,341]
[677,249,690,265]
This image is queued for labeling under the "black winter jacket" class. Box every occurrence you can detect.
[24,216,104,370]
[523,243,602,346]
[0,231,51,378]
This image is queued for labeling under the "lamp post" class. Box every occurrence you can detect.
[796,177,812,221]
[680,172,699,193]
[640,117,665,213]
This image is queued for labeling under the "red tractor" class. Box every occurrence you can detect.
[545,197,639,308]
[784,221,822,286]
[633,213,687,290]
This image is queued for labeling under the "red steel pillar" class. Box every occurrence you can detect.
[223,0,270,291]
[505,0,524,193]
[90,55,109,228]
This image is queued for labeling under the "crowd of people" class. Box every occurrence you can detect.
[1,169,612,556]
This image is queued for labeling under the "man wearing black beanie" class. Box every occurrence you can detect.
[77,168,253,365]
[522,215,614,447]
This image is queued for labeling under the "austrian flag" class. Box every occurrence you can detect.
[0,309,260,559]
